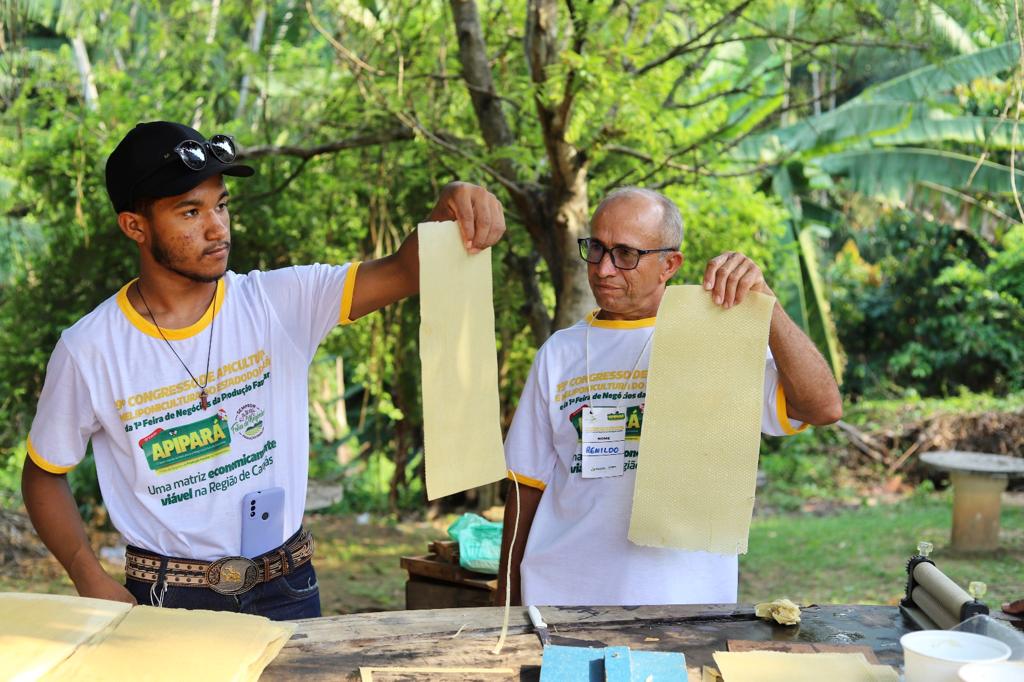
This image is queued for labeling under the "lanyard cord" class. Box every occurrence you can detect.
[137,280,217,410]
[584,312,655,417]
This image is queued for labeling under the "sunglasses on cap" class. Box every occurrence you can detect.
[168,134,238,170]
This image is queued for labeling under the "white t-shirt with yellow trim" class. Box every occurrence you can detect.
[27,264,359,560]
[505,311,806,606]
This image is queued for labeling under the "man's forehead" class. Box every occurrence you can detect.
[154,175,228,208]
[591,196,664,243]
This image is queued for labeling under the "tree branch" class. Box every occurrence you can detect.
[448,0,516,150]
[635,0,755,76]
[503,247,552,345]
[237,158,310,203]
[239,128,416,160]
[637,12,927,79]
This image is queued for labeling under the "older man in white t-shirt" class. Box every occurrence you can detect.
[498,187,842,607]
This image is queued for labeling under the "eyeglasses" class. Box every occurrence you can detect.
[577,237,677,271]
[166,134,238,170]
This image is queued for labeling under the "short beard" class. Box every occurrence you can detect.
[150,231,227,283]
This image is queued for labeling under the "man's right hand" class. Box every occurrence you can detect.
[74,570,137,605]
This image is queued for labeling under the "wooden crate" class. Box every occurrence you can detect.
[400,551,496,610]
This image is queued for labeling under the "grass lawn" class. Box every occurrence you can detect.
[2,492,1020,614]
[740,491,1024,610]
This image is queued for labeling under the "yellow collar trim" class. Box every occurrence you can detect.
[117,278,226,340]
[586,309,656,329]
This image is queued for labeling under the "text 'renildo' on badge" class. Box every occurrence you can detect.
[581,406,626,478]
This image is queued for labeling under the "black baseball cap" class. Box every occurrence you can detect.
[105,121,255,214]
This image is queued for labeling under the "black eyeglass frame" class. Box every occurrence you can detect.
[577,237,678,271]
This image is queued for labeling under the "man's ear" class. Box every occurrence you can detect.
[660,251,684,283]
[117,211,148,246]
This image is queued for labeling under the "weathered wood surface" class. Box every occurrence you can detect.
[265,604,909,681]
[400,554,496,591]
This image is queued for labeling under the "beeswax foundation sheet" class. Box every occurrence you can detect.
[43,604,295,682]
[419,221,506,500]
[0,592,130,681]
[713,651,899,682]
[628,285,773,553]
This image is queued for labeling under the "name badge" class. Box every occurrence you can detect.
[581,406,626,478]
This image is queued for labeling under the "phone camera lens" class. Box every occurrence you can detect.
[261,512,269,520]
[250,511,255,517]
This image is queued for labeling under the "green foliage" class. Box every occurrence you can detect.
[759,430,848,512]
[0,444,25,509]
[668,179,788,286]
[829,218,1024,397]
[3,0,1023,515]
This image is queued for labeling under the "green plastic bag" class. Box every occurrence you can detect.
[447,513,503,574]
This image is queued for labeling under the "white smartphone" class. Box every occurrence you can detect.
[241,487,285,558]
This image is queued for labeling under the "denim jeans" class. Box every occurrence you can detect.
[125,546,321,620]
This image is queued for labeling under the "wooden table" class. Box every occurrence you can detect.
[920,451,1024,551]
[265,603,911,680]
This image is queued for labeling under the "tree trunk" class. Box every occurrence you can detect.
[550,190,594,330]
[235,8,268,121]
[526,0,594,330]
[335,352,356,464]
[450,0,595,336]
[71,36,99,111]
[192,0,222,129]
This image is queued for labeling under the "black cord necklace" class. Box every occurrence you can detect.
[136,280,217,410]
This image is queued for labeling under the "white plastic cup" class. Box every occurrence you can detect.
[958,661,1024,682]
[901,630,1012,682]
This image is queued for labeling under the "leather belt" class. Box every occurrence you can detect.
[125,529,314,596]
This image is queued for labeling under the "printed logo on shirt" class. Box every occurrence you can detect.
[569,404,644,440]
[138,410,232,474]
[232,403,265,440]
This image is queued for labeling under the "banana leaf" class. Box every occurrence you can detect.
[863,41,1020,102]
[798,226,845,383]
[815,148,1024,202]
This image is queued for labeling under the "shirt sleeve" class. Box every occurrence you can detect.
[503,346,557,491]
[26,338,99,473]
[258,262,359,361]
[761,347,809,436]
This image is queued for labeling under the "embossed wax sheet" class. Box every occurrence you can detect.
[628,285,774,553]
[713,651,899,682]
[0,592,130,681]
[419,221,506,500]
[43,604,295,682]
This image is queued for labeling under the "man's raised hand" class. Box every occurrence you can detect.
[428,182,506,254]
[703,251,774,308]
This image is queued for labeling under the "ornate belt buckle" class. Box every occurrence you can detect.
[206,556,259,595]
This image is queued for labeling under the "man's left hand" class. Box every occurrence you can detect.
[428,182,506,254]
[703,251,774,308]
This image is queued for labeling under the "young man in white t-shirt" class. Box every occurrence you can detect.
[22,121,506,619]
[498,187,842,607]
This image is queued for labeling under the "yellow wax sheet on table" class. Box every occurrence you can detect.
[628,285,774,553]
[713,651,899,682]
[0,592,131,681]
[418,221,507,500]
[43,604,295,682]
